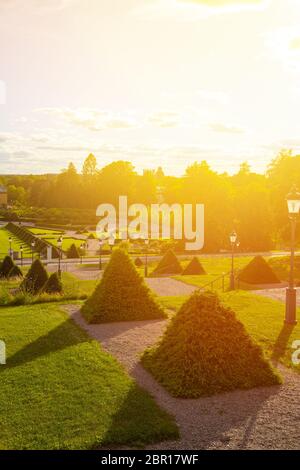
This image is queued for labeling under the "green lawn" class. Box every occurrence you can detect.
[159,290,300,373]
[174,256,252,290]
[0,228,31,257]
[0,271,98,306]
[269,255,300,283]
[27,227,65,236]
[0,302,178,449]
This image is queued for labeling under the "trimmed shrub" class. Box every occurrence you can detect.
[67,243,80,259]
[9,264,23,278]
[151,249,182,276]
[21,259,49,294]
[142,291,281,398]
[182,257,206,275]
[238,256,281,285]
[0,256,15,278]
[81,248,166,323]
[43,272,63,294]
[87,233,95,239]
[134,257,143,267]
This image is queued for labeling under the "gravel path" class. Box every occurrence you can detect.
[254,287,300,306]
[64,305,300,450]
[145,278,197,296]
[49,262,197,295]
[47,263,102,280]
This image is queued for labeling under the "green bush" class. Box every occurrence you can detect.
[9,264,23,278]
[82,248,166,323]
[0,256,22,278]
[238,256,281,285]
[151,249,182,276]
[21,259,49,294]
[0,256,14,278]
[87,233,95,239]
[142,291,281,398]
[67,243,80,259]
[43,272,63,294]
[182,257,206,275]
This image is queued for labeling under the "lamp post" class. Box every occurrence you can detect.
[144,237,149,277]
[20,246,23,267]
[9,237,12,257]
[229,231,237,290]
[57,236,63,278]
[99,239,103,270]
[31,240,35,263]
[108,236,115,254]
[285,185,300,325]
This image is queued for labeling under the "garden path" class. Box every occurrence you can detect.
[64,305,300,450]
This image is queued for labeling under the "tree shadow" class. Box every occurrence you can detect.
[271,323,295,363]
[102,363,281,450]
[1,318,90,369]
[100,383,179,449]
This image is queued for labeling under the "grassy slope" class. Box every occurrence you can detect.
[0,302,178,450]
[159,291,300,373]
[0,228,31,256]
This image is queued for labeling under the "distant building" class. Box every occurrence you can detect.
[0,186,8,208]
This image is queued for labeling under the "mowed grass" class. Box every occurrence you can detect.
[0,228,31,257]
[45,237,85,252]
[27,227,64,236]
[0,271,98,306]
[159,290,300,373]
[0,303,178,449]
[174,256,252,290]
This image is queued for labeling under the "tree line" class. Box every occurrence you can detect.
[1,150,300,252]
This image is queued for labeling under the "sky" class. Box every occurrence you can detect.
[1,0,300,176]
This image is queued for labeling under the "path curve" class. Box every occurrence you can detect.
[254,287,300,306]
[64,305,300,450]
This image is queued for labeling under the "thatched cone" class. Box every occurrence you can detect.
[151,249,182,276]
[182,257,206,275]
[21,259,48,294]
[81,248,166,323]
[0,256,22,278]
[142,291,281,398]
[238,256,281,285]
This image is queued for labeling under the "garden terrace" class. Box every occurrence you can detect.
[6,222,60,259]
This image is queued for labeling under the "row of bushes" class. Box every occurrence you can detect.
[151,250,206,276]
[6,222,60,258]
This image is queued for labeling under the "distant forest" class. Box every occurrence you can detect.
[0,150,300,252]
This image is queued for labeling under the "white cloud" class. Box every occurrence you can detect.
[208,122,245,134]
[148,111,179,127]
[35,108,138,131]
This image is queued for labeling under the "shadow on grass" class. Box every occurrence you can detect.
[2,319,89,369]
[271,323,295,363]
[102,362,281,450]
[100,384,179,449]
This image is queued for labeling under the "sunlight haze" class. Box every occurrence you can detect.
[0,0,299,175]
